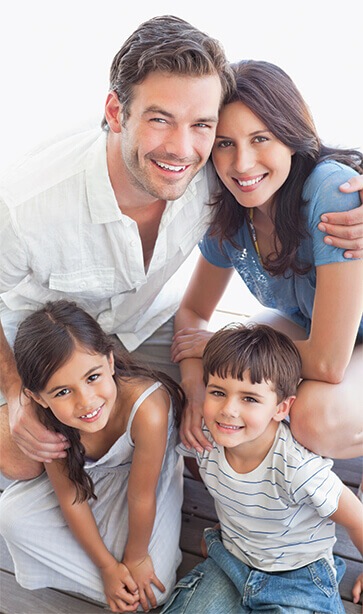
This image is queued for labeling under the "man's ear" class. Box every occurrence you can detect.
[273,395,296,423]
[24,388,49,409]
[104,91,123,133]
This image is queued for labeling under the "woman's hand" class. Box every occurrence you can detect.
[100,560,140,613]
[171,328,214,363]
[123,554,165,612]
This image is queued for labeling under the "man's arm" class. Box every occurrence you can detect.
[0,321,68,468]
[319,176,363,258]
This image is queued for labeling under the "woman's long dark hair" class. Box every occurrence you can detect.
[14,300,185,503]
[209,60,363,276]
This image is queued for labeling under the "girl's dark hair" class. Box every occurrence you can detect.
[203,323,302,402]
[209,60,363,277]
[101,14,235,128]
[14,300,185,503]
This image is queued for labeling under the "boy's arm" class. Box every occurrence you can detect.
[45,459,139,611]
[122,388,170,610]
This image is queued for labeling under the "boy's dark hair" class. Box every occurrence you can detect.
[202,323,302,401]
[101,14,235,128]
[14,300,185,503]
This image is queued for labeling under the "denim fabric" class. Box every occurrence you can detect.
[161,528,346,614]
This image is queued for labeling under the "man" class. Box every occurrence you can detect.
[1,15,362,480]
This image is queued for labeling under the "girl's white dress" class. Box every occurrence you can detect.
[0,382,183,607]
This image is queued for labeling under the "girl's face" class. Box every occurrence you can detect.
[30,345,117,433]
[212,101,295,213]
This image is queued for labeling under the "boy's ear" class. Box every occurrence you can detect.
[273,396,296,423]
[24,388,49,409]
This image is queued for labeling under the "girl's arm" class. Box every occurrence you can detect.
[329,485,363,604]
[45,460,139,613]
[122,386,174,612]
[294,259,363,382]
[172,255,234,451]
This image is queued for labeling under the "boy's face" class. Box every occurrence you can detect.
[203,370,290,451]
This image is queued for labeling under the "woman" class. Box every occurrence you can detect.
[172,60,363,466]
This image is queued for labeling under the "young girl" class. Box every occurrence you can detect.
[172,60,363,465]
[0,300,185,613]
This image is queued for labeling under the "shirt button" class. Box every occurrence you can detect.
[80,281,87,289]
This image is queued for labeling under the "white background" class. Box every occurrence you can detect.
[1,0,362,318]
[1,0,362,168]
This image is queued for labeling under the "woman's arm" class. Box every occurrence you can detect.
[122,386,171,612]
[330,484,363,604]
[46,460,139,612]
[294,259,363,383]
[172,255,234,451]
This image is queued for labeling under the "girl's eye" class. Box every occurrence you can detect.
[55,388,70,398]
[88,373,100,383]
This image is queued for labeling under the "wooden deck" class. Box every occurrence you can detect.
[0,457,362,613]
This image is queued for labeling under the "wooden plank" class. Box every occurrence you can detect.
[0,570,106,614]
[333,458,362,487]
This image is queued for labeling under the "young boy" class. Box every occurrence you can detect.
[162,324,363,613]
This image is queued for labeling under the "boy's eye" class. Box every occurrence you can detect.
[244,396,257,403]
[209,390,225,397]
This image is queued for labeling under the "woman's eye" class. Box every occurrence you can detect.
[217,140,233,149]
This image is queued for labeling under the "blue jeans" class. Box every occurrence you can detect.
[161,528,346,614]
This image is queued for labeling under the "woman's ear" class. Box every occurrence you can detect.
[273,395,296,422]
[108,351,115,375]
[24,388,49,409]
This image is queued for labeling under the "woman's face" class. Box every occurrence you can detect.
[212,101,295,212]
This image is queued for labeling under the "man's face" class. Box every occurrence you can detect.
[117,71,222,201]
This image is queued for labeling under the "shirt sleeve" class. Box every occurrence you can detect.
[304,161,361,266]
[290,453,343,518]
[198,231,234,269]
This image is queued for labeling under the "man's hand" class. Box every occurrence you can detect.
[8,392,69,462]
[318,176,363,259]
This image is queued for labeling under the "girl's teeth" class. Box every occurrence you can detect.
[237,175,264,187]
[81,408,99,419]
